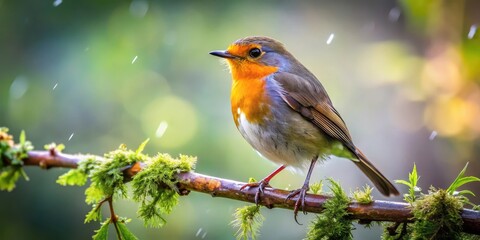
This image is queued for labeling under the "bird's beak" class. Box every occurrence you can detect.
[209,50,237,59]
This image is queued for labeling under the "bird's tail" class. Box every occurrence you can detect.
[354,149,399,197]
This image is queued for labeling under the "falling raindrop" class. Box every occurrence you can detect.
[68,133,74,141]
[429,131,437,141]
[468,25,477,39]
[53,83,58,90]
[388,7,401,22]
[201,231,207,239]
[132,55,138,64]
[156,121,168,138]
[53,0,62,7]
[195,228,203,237]
[326,33,334,45]
[10,75,29,100]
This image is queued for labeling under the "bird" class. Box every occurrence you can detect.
[209,36,399,220]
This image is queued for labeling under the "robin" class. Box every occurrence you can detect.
[210,36,399,220]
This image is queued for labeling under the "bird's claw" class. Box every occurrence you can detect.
[286,185,309,224]
[240,180,271,205]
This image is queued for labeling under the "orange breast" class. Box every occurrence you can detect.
[231,78,268,126]
[229,62,278,126]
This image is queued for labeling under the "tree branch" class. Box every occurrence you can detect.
[23,150,480,235]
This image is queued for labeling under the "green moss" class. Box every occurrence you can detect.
[352,184,373,204]
[411,188,463,239]
[310,180,324,195]
[231,205,264,240]
[0,128,32,191]
[460,233,480,240]
[132,153,196,227]
[306,178,353,240]
[84,145,141,208]
[57,157,97,186]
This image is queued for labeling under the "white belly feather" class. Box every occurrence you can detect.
[236,109,330,171]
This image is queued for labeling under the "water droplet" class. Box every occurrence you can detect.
[326,33,334,45]
[201,231,207,239]
[429,131,437,141]
[132,55,138,64]
[53,83,58,90]
[10,75,29,100]
[129,0,149,18]
[68,133,74,141]
[468,24,477,39]
[195,228,203,237]
[53,0,62,7]
[155,121,168,138]
[388,7,401,22]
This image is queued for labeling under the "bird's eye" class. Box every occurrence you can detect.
[248,48,262,58]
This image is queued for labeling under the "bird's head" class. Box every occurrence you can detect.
[210,36,295,80]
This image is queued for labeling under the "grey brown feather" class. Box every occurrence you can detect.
[274,71,399,196]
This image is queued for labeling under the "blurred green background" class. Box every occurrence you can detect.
[1,0,480,239]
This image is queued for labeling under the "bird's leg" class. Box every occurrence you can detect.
[240,165,286,204]
[286,156,318,224]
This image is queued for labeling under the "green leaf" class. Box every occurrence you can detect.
[85,185,105,204]
[85,206,102,223]
[135,138,150,154]
[55,144,65,152]
[445,162,480,209]
[447,163,480,195]
[117,221,139,240]
[0,167,23,191]
[456,190,475,197]
[395,179,412,188]
[396,163,420,204]
[19,130,26,145]
[452,176,480,190]
[92,219,110,240]
[409,163,418,187]
[57,169,88,186]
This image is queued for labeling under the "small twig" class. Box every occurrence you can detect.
[107,196,121,240]
[95,197,110,213]
[15,150,480,235]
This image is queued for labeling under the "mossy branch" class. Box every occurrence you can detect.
[1,128,480,239]
[11,150,480,235]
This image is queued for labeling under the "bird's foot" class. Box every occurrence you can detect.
[286,184,309,224]
[240,180,271,205]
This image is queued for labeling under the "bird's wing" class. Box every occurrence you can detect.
[273,72,357,154]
